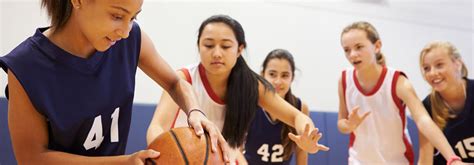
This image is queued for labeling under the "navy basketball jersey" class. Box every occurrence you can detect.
[244,98,302,165]
[423,79,474,164]
[0,22,142,156]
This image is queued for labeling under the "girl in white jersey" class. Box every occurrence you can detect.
[337,21,463,165]
[147,15,329,164]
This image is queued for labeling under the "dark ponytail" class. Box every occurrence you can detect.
[224,56,272,148]
[197,15,273,148]
[281,89,298,160]
[41,0,73,31]
[261,49,299,160]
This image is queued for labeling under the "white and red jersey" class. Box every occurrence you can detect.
[342,67,414,165]
[171,63,226,131]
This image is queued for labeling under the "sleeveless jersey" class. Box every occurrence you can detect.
[342,67,414,164]
[171,63,226,131]
[244,98,302,165]
[423,79,474,164]
[0,22,141,156]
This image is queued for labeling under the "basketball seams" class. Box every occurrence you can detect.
[203,133,210,164]
[170,130,190,165]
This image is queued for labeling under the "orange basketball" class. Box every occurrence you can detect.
[146,127,225,165]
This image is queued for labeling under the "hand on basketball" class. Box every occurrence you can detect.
[128,149,160,165]
[188,110,232,163]
[346,106,371,132]
[288,124,330,154]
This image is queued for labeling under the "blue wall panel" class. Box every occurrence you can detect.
[0,98,420,165]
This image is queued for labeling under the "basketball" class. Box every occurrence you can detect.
[146,127,225,165]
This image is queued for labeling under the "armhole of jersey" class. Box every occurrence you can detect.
[1,59,10,99]
[179,68,192,85]
[170,108,181,129]
[391,71,407,111]
[391,71,415,163]
[342,70,356,148]
[4,85,8,100]
[297,98,302,111]
[171,68,191,128]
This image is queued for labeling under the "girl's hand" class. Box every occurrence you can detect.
[128,149,160,165]
[288,124,330,154]
[346,106,371,132]
[187,110,232,163]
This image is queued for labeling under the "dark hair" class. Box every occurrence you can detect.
[197,15,273,148]
[341,21,386,66]
[261,49,298,160]
[41,0,73,31]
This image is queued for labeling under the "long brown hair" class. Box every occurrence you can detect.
[341,21,386,66]
[197,15,274,148]
[41,0,73,31]
[419,41,468,129]
[261,49,298,160]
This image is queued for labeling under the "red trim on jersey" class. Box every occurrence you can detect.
[391,71,407,111]
[391,71,414,164]
[170,108,181,129]
[400,107,414,164]
[343,71,356,151]
[349,133,355,147]
[198,64,225,105]
[354,67,387,96]
[179,68,192,84]
[171,68,193,129]
[342,71,347,95]
[403,133,415,165]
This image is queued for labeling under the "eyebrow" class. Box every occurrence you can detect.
[111,5,142,15]
[202,38,235,43]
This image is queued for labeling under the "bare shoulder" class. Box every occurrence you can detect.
[176,69,187,79]
[395,73,419,102]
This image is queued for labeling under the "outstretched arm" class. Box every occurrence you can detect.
[138,30,200,117]
[257,82,329,154]
[138,30,230,162]
[417,131,434,165]
[295,102,309,165]
[146,84,180,145]
[396,76,461,164]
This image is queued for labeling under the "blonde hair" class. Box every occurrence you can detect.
[341,21,385,66]
[419,41,468,129]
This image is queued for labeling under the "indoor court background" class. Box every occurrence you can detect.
[1,0,472,164]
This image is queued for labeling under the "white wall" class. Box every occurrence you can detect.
[1,0,472,112]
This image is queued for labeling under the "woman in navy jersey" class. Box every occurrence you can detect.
[0,0,229,164]
[147,15,329,164]
[418,41,474,164]
[244,49,309,165]
[337,21,464,164]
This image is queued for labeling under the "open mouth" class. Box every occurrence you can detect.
[352,61,362,65]
[106,37,118,46]
[432,78,444,85]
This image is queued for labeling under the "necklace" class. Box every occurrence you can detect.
[442,81,467,117]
